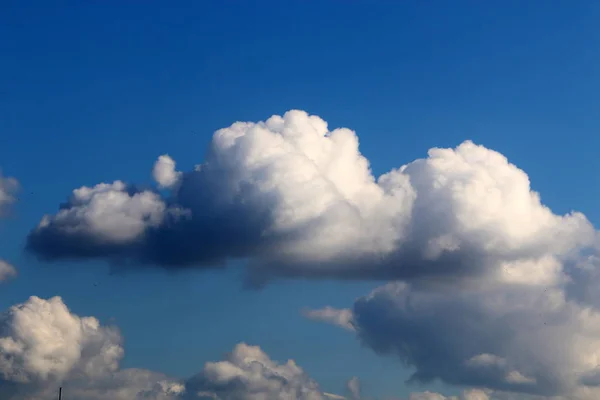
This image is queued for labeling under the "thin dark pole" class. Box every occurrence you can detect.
[58,387,62,400]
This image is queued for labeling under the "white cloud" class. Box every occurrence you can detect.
[185,342,327,400]
[24,111,600,399]
[0,295,179,400]
[302,307,355,331]
[0,296,578,400]
[27,110,595,291]
[303,270,600,399]
[0,296,349,400]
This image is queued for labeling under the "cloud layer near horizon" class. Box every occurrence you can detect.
[26,110,596,288]
[0,295,481,400]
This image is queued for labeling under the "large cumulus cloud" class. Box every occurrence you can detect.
[24,111,600,400]
[1,296,507,400]
[26,110,595,288]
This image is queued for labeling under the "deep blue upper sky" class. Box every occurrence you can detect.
[1,1,600,397]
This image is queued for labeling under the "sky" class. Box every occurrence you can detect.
[1,1,600,399]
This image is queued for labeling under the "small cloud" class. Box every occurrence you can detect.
[346,376,361,400]
[0,260,16,282]
[152,155,181,190]
[302,306,355,331]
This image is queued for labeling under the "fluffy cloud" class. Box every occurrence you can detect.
[0,295,178,400]
[27,110,595,289]
[346,377,361,400]
[0,168,18,283]
[1,296,568,400]
[305,264,600,400]
[0,296,346,400]
[184,342,326,400]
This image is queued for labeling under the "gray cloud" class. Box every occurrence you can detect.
[307,255,600,400]
[302,307,355,331]
[1,295,579,400]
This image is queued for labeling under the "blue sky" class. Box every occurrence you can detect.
[1,1,600,399]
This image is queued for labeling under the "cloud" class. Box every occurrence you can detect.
[24,111,600,400]
[0,260,16,282]
[0,296,350,400]
[408,389,491,400]
[1,296,570,400]
[27,110,595,290]
[0,168,18,283]
[0,170,18,215]
[304,258,600,400]
[346,377,361,400]
[302,307,355,331]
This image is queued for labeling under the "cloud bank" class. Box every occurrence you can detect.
[0,295,477,400]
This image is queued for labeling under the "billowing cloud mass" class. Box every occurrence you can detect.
[0,296,343,400]
[0,170,18,215]
[184,342,325,400]
[0,296,502,400]
[28,110,595,287]
[153,155,181,190]
[0,260,16,282]
[25,111,600,399]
